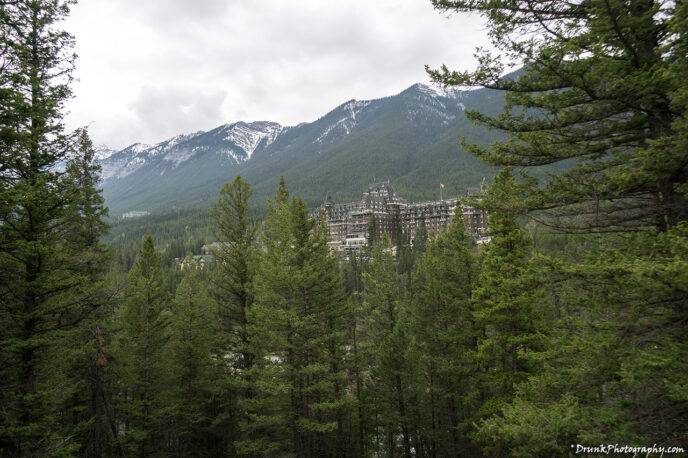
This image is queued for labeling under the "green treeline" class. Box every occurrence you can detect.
[5,169,688,456]
[2,0,687,457]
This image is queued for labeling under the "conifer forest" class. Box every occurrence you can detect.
[1,0,687,456]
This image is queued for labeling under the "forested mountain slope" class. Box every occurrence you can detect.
[100,83,504,216]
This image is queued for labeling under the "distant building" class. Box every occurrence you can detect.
[121,210,150,219]
[314,181,489,253]
[179,254,213,271]
[176,244,220,270]
[201,243,222,256]
[462,186,490,244]
[175,184,488,265]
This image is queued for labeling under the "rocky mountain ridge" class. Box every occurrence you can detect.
[99,83,502,216]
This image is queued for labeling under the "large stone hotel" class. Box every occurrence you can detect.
[315,182,489,253]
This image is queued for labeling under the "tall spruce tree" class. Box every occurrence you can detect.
[413,218,428,256]
[0,1,104,454]
[212,176,256,373]
[362,240,415,457]
[476,223,688,456]
[469,169,545,453]
[167,267,224,456]
[340,250,373,456]
[430,0,688,449]
[429,0,687,233]
[241,181,348,457]
[211,175,257,450]
[61,129,115,457]
[408,213,477,457]
[112,235,171,456]
[234,178,289,456]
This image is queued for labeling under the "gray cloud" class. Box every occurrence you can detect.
[127,85,227,143]
[65,0,490,148]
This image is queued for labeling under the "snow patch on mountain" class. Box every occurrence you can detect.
[164,147,196,167]
[144,122,286,168]
[401,84,473,124]
[405,84,469,111]
[160,132,207,166]
[99,143,153,180]
[151,132,203,157]
[217,148,244,164]
[126,143,151,154]
[407,105,457,124]
[223,121,283,159]
[314,100,371,147]
[94,145,116,161]
[414,83,447,98]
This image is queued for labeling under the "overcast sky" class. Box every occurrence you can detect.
[65,0,489,149]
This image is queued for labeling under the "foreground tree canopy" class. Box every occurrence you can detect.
[1,0,686,457]
[427,0,688,454]
[429,0,687,233]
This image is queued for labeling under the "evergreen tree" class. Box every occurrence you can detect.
[167,267,224,456]
[212,176,256,373]
[61,129,116,457]
[413,218,428,256]
[211,176,257,450]
[469,169,545,453]
[340,250,372,456]
[408,213,477,456]
[429,0,687,232]
[396,230,417,289]
[362,240,415,457]
[0,1,102,454]
[237,180,290,456]
[112,235,171,456]
[430,0,688,448]
[241,182,348,457]
[367,216,379,244]
[477,224,688,456]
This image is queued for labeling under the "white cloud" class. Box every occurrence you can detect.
[126,85,227,143]
[65,0,489,149]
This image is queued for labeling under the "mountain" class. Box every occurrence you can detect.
[93,145,117,161]
[100,83,504,216]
